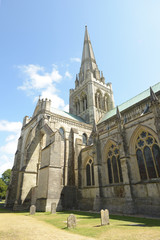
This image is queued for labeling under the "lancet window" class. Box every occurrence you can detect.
[104,94,109,111]
[82,133,87,145]
[86,159,95,186]
[95,90,102,109]
[81,93,88,111]
[135,131,160,180]
[107,143,123,184]
[59,127,65,139]
[75,99,80,114]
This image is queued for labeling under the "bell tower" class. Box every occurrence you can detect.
[69,26,115,124]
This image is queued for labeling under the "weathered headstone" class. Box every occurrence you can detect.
[51,202,56,214]
[101,209,109,225]
[67,214,76,228]
[30,205,36,215]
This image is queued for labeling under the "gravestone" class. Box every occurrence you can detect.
[30,205,36,215]
[101,209,109,225]
[51,202,56,214]
[67,214,76,228]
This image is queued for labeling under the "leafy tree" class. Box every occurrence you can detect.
[2,169,11,186]
[0,178,7,199]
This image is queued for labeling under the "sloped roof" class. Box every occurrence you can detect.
[98,82,160,124]
[51,107,86,123]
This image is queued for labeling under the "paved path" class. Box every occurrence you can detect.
[0,213,94,240]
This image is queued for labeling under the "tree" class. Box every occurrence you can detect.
[0,178,7,199]
[2,169,11,186]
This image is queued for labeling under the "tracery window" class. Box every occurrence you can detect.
[107,143,123,184]
[86,159,95,186]
[135,131,160,180]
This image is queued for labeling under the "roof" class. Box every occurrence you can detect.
[51,107,86,123]
[98,81,160,124]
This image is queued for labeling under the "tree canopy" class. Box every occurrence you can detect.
[0,169,11,199]
[0,178,7,199]
[2,169,11,186]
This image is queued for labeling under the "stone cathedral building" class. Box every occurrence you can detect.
[6,27,160,216]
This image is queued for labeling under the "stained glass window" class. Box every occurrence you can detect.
[135,130,160,180]
[106,143,123,184]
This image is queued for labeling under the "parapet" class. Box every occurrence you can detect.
[23,116,32,126]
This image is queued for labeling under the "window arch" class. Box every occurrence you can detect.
[95,90,102,109]
[135,130,160,180]
[86,159,95,186]
[107,143,123,184]
[81,93,88,112]
[59,127,65,139]
[82,133,87,145]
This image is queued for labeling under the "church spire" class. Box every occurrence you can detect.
[80,26,98,75]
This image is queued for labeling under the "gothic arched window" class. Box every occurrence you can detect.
[81,94,87,111]
[95,90,102,110]
[82,133,87,145]
[86,159,95,186]
[59,127,65,139]
[107,143,123,184]
[135,131,160,180]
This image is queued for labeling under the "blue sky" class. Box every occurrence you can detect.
[0,0,160,175]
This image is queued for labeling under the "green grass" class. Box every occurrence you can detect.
[1,202,160,240]
[32,210,160,239]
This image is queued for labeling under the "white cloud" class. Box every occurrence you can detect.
[5,134,17,142]
[40,86,66,109]
[70,57,81,63]
[0,161,13,177]
[63,104,69,112]
[0,120,22,176]
[18,64,62,91]
[0,120,22,133]
[18,64,69,111]
[0,139,18,155]
[65,71,72,79]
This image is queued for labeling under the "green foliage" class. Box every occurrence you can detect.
[0,179,7,199]
[2,169,11,186]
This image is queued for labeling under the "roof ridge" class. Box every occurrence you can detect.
[98,81,160,124]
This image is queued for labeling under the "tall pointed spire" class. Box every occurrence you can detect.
[80,26,98,74]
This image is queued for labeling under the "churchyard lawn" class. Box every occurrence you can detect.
[0,202,160,240]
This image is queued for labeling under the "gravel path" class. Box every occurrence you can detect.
[0,213,94,240]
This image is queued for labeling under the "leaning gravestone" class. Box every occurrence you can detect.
[67,214,76,229]
[30,205,36,215]
[101,209,109,225]
[51,202,56,214]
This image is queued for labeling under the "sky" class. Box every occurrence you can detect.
[0,0,160,176]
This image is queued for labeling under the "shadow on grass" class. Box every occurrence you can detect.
[0,202,28,214]
[57,211,160,227]
[1,203,160,228]
[57,210,100,219]
[110,215,160,227]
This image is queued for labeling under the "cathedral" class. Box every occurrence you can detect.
[6,26,160,216]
